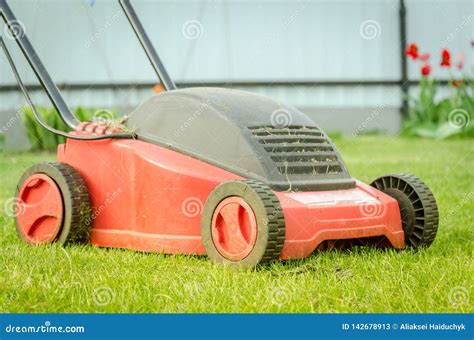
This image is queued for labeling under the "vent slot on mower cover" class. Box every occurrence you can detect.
[248,125,344,176]
[127,87,355,191]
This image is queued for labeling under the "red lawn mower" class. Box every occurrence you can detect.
[1,0,438,268]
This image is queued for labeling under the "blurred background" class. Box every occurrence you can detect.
[0,0,473,149]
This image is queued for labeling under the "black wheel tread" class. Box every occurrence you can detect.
[201,179,286,267]
[241,179,285,262]
[370,173,438,248]
[52,163,92,243]
[15,162,91,244]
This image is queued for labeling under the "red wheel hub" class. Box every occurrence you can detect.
[211,196,258,261]
[16,174,64,244]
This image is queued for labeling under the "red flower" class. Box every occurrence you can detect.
[440,49,451,67]
[421,64,432,77]
[405,43,419,59]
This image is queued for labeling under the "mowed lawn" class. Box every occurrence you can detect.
[0,137,472,313]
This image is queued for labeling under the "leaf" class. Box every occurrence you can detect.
[41,108,60,150]
[21,106,42,150]
[432,122,464,140]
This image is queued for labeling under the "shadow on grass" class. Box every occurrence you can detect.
[257,245,414,276]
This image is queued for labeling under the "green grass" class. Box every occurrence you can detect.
[0,137,472,313]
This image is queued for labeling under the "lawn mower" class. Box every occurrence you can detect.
[1,0,439,267]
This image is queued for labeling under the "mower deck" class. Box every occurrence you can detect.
[57,137,405,260]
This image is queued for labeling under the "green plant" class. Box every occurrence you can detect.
[402,43,473,139]
[402,78,474,139]
[21,106,118,150]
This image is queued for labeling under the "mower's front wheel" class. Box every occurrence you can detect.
[201,180,285,268]
[370,173,438,248]
[15,162,92,245]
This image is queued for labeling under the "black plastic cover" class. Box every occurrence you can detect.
[126,87,355,191]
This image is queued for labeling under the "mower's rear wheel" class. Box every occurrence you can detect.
[201,180,285,268]
[15,162,91,245]
[370,173,438,248]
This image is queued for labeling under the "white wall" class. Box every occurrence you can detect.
[0,0,472,138]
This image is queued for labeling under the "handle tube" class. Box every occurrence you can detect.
[0,0,79,129]
[119,0,177,91]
